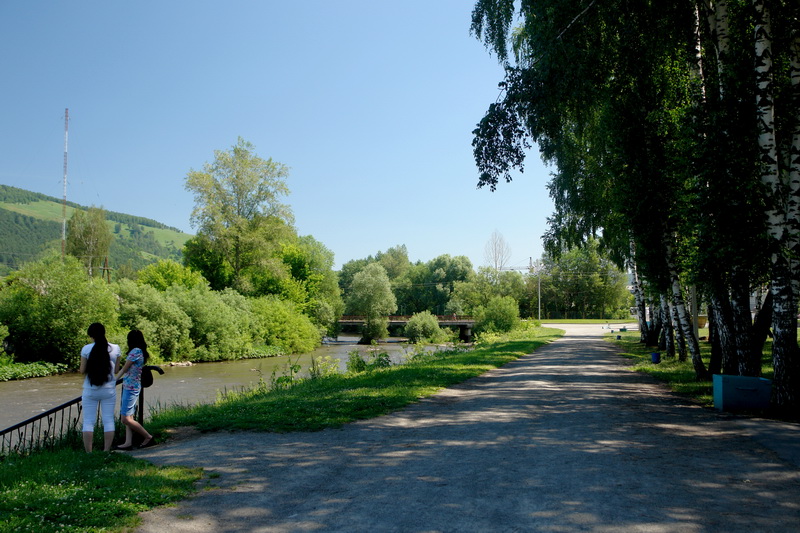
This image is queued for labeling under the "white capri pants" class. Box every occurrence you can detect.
[82,386,116,432]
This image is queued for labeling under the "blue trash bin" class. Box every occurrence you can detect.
[651,352,661,364]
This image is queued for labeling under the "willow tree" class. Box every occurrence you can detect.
[345,263,397,343]
[184,137,294,295]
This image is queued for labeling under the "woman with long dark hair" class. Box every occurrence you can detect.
[114,329,155,449]
[79,322,120,452]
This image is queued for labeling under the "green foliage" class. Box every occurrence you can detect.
[0,448,201,532]
[346,263,396,342]
[269,355,303,390]
[0,207,61,275]
[181,233,234,290]
[346,349,368,373]
[404,310,445,343]
[538,240,632,320]
[65,207,115,276]
[343,346,392,374]
[0,253,118,367]
[136,259,207,291]
[165,285,254,361]
[451,266,526,316]
[366,349,392,370]
[184,137,293,290]
[309,355,340,379]
[114,279,193,361]
[278,236,344,336]
[360,317,390,344]
[394,254,474,315]
[474,295,520,335]
[0,361,68,381]
[250,295,321,354]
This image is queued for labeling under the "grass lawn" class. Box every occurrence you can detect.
[0,326,562,532]
[607,329,774,409]
[0,449,202,533]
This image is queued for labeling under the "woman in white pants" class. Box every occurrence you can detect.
[79,322,120,452]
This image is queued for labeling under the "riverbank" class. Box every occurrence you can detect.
[0,327,562,532]
[0,335,424,430]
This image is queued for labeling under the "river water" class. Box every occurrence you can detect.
[0,336,424,430]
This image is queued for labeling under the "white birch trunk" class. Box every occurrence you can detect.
[788,33,800,297]
[660,294,675,358]
[754,0,797,410]
[629,255,649,344]
[665,242,706,377]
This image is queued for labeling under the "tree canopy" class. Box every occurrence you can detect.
[185,137,293,292]
[471,0,800,409]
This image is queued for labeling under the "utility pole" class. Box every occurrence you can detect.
[61,108,69,260]
[530,257,541,322]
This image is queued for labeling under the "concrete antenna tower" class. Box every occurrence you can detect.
[61,108,69,259]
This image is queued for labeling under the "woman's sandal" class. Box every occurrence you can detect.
[139,436,156,448]
[114,444,134,451]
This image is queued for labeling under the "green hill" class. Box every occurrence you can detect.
[0,184,192,276]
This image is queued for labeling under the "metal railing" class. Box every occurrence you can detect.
[0,395,83,457]
[0,365,164,457]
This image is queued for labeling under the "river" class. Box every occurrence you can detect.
[0,336,425,430]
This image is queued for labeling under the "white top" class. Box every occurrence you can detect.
[81,342,121,389]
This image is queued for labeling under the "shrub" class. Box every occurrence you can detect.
[165,285,254,361]
[0,361,69,381]
[345,349,367,373]
[474,295,520,335]
[309,355,340,379]
[250,296,321,354]
[366,349,391,370]
[404,311,444,343]
[137,259,207,291]
[113,279,193,361]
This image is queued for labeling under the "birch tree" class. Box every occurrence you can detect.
[470,0,799,408]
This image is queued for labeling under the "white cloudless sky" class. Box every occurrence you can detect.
[0,1,554,270]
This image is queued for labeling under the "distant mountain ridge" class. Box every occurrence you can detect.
[0,184,192,276]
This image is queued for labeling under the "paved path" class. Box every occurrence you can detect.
[132,324,800,532]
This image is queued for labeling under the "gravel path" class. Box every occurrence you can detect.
[131,324,800,532]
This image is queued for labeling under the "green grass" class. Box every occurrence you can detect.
[1,327,562,532]
[0,448,202,533]
[607,329,774,408]
[149,327,563,434]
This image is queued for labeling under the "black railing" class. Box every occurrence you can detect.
[0,395,83,457]
[0,365,164,457]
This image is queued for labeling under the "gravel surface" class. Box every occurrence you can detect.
[130,324,800,532]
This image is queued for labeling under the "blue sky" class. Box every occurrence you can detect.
[0,1,553,270]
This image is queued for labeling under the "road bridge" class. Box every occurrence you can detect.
[339,315,475,342]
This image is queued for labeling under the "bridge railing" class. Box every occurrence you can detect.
[0,395,83,457]
[339,315,474,322]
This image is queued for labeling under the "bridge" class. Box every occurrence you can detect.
[338,315,475,342]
